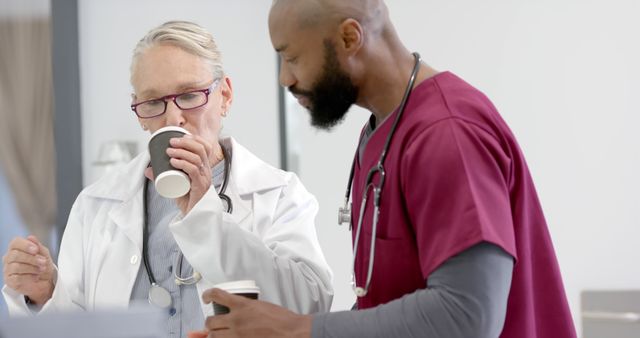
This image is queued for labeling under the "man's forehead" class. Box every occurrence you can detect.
[271,26,325,55]
[269,0,325,32]
[269,7,328,52]
[269,11,305,51]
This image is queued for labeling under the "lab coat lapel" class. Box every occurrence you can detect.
[84,152,149,252]
[96,193,143,307]
[82,153,149,307]
[222,137,286,226]
[222,179,251,226]
[228,137,286,195]
[108,187,144,252]
[109,155,148,252]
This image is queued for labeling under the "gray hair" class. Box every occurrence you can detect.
[130,21,224,83]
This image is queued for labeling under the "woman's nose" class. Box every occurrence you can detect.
[164,100,186,126]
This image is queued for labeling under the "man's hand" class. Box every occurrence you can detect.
[201,288,313,338]
[2,235,55,306]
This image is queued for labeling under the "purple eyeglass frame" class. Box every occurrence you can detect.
[131,80,220,119]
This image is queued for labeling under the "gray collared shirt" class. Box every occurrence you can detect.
[130,160,226,338]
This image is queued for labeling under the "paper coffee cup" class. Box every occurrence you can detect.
[148,126,191,198]
[212,280,260,315]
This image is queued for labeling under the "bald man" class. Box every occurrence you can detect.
[196,1,577,337]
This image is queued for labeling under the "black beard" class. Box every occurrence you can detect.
[289,40,358,130]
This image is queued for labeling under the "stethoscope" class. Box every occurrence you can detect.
[143,143,233,309]
[338,52,421,298]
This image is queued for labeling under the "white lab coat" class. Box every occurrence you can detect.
[3,137,333,317]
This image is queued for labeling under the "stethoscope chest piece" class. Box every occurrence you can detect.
[148,283,172,309]
[354,286,367,297]
[338,198,351,225]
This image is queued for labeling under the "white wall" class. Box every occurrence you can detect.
[78,0,279,184]
[288,0,640,333]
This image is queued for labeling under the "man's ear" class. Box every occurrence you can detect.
[338,18,364,55]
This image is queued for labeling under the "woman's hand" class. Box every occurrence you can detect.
[2,235,56,306]
[166,135,224,215]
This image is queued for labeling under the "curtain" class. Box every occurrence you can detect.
[0,17,56,244]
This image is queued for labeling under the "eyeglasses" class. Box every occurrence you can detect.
[131,80,220,119]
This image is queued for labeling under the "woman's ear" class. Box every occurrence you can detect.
[220,76,233,113]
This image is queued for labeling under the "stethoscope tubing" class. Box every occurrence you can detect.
[142,142,232,292]
[347,52,422,297]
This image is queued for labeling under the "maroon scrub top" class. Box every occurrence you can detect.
[351,72,576,337]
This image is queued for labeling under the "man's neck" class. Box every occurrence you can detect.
[356,52,437,125]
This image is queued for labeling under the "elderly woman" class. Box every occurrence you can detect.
[2,21,333,337]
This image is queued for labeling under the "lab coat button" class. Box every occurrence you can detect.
[130,255,138,265]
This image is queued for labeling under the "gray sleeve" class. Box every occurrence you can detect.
[311,242,514,338]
